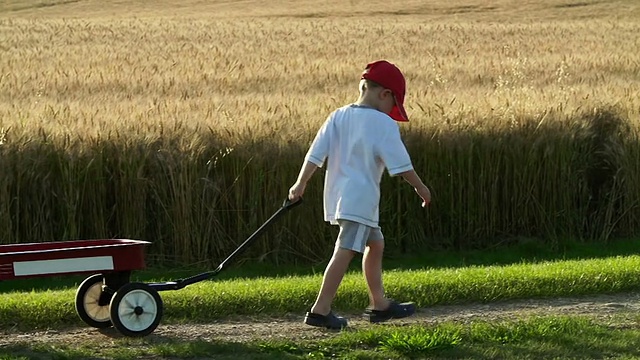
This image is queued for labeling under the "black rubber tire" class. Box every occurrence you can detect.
[75,274,112,329]
[109,282,163,337]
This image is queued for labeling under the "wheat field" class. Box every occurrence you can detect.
[1,0,639,265]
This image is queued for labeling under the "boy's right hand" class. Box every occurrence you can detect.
[288,181,306,202]
[289,161,319,202]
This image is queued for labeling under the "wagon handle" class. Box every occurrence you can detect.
[155,196,304,291]
[213,197,302,272]
[283,197,303,210]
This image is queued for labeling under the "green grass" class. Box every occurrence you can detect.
[2,237,640,293]
[2,249,640,330]
[2,242,640,358]
[2,315,640,359]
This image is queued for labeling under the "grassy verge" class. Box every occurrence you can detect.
[3,237,640,292]
[2,315,640,359]
[2,252,640,330]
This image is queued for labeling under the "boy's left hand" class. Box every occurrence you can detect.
[416,185,431,208]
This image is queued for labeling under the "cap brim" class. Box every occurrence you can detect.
[390,96,409,122]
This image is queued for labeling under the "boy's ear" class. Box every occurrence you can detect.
[380,89,393,100]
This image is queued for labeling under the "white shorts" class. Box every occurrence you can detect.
[336,220,384,253]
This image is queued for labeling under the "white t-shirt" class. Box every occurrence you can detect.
[305,104,414,227]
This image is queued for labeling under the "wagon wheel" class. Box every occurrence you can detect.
[109,282,163,337]
[75,274,113,329]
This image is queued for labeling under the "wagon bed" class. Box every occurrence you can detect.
[0,239,149,281]
[0,199,301,337]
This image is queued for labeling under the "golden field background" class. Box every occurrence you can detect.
[0,0,639,265]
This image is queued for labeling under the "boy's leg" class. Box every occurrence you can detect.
[310,243,355,315]
[362,230,416,323]
[362,238,390,310]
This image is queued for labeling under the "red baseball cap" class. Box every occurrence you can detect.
[361,60,409,122]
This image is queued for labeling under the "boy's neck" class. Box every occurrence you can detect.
[355,94,381,111]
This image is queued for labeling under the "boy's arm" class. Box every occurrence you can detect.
[398,169,431,207]
[289,114,332,201]
[288,161,319,201]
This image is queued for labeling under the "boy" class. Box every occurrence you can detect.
[288,60,431,329]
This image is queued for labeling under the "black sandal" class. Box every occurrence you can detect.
[304,311,348,329]
[363,301,416,323]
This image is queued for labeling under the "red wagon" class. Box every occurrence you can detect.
[0,239,157,337]
[0,199,301,337]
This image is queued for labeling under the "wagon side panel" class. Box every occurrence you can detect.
[0,240,149,281]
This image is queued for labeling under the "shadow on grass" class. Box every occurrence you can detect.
[0,330,303,360]
[387,237,640,270]
[3,319,639,360]
[2,237,639,293]
[440,331,640,359]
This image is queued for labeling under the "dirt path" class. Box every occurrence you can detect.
[2,292,639,346]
